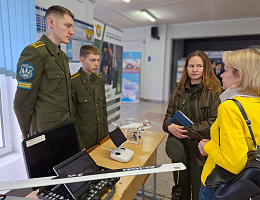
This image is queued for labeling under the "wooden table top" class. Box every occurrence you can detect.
[26,131,166,200]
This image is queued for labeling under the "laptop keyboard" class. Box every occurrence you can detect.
[37,184,72,200]
[37,177,119,200]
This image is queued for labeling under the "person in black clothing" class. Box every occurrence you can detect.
[213,62,224,85]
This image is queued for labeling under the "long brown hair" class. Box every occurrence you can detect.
[173,51,222,98]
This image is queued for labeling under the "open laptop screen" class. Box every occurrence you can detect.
[53,150,100,199]
[22,122,80,179]
[109,127,127,148]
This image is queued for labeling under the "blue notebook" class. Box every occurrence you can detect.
[170,110,193,126]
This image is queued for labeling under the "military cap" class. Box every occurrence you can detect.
[165,135,187,164]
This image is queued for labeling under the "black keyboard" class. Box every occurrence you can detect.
[37,184,72,200]
[36,177,120,200]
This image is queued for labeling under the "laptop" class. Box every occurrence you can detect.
[21,122,80,185]
[53,150,119,200]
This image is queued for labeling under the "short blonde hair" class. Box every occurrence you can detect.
[222,46,260,96]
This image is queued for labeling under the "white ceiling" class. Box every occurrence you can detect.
[93,0,260,30]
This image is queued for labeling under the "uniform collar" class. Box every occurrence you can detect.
[40,34,60,56]
[81,68,91,80]
[184,81,203,93]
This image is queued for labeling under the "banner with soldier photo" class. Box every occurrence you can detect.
[93,19,123,131]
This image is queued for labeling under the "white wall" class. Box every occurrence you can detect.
[35,0,93,23]
[122,25,167,101]
[122,17,260,102]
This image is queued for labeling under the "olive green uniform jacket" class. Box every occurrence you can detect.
[71,68,108,150]
[14,35,74,138]
[163,82,221,165]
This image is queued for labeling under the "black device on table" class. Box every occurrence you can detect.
[22,122,118,200]
[22,122,80,183]
[52,150,119,200]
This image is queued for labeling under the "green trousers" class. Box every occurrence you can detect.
[173,141,203,200]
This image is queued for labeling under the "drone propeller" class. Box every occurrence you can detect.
[142,120,151,126]
[126,118,136,122]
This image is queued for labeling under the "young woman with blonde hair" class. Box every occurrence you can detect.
[199,47,260,200]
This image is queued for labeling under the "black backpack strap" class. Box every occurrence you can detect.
[228,99,259,150]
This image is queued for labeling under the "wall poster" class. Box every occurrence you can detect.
[93,19,123,131]
[121,52,141,103]
[205,51,224,65]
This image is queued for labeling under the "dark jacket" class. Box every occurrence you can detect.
[14,35,73,138]
[163,82,221,165]
[71,68,108,150]
[213,67,224,85]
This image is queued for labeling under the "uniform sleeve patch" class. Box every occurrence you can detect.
[18,63,35,80]
[18,81,32,90]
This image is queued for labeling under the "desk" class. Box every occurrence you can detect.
[26,131,166,200]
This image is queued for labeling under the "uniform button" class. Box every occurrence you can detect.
[96,104,98,106]
[98,118,99,120]
[97,111,99,113]
[85,100,88,102]
[69,91,71,94]
[98,125,100,127]
[83,80,86,83]
[57,75,59,78]
[69,101,72,103]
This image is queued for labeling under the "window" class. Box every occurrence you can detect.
[0,0,36,157]
[0,96,3,149]
[0,76,13,156]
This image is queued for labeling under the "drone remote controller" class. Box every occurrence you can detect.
[110,147,134,162]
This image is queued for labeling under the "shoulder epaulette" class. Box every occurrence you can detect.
[94,73,102,78]
[71,73,80,80]
[30,41,45,49]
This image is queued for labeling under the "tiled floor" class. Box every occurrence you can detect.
[120,100,174,200]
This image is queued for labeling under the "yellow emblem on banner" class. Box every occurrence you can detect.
[95,24,102,37]
[85,29,93,40]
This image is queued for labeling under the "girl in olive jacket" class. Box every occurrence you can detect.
[163,51,222,200]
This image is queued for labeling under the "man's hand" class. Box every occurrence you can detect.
[168,124,189,139]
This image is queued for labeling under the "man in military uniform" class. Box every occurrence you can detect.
[71,45,108,150]
[14,5,75,138]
